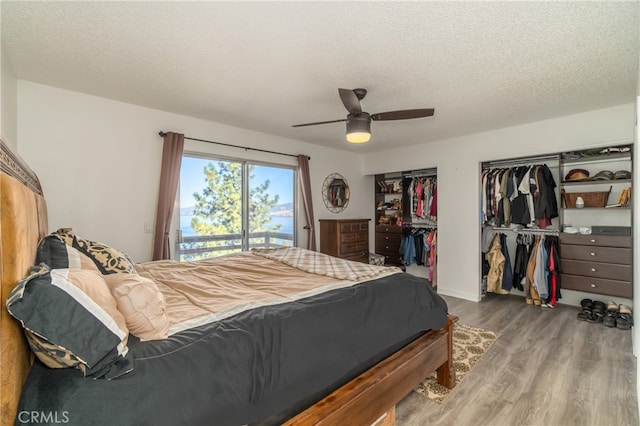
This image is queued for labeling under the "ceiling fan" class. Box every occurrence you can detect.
[292,88,435,143]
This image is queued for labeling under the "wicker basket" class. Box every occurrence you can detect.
[561,186,611,208]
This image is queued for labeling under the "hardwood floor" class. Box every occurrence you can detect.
[396,294,638,426]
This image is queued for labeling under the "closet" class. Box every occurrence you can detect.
[374,169,437,284]
[481,154,562,305]
[480,143,634,304]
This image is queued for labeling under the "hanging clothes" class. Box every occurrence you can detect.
[511,233,533,291]
[500,233,514,292]
[486,233,509,295]
[482,163,557,229]
[544,236,562,306]
[525,236,542,305]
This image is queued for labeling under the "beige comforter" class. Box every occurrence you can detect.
[135,248,400,335]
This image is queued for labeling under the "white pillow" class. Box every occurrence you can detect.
[103,274,169,341]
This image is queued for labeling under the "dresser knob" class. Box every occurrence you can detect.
[590,252,596,256]
[590,239,596,243]
[591,268,596,272]
[590,284,597,288]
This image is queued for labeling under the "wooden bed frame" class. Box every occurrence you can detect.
[0,138,456,426]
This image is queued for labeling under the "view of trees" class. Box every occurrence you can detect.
[183,161,282,260]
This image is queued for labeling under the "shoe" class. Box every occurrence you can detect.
[591,301,606,321]
[603,311,617,327]
[607,301,619,312]
[581,299,593,310]
[587,312,603,323]
[616,313,633,330]
[577,310,589,321]
[616,305,633,330]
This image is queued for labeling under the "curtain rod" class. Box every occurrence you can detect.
[158,131,307,159]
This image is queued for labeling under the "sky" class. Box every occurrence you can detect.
[180,156,294,209]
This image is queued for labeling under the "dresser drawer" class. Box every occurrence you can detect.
[340,222,369,233]
[375,240,400,253]
[561,274,632,299]
[560,244,632,265]
[561,259,632,281]
[375,225,403,234]
[560,234,631,248]
[375,232,402,244]
[341,231,368,244]
[340,241,369,256]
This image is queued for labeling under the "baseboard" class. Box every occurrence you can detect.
[437,287,481,302]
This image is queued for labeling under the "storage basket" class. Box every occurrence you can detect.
[369,253,385,266]
[561,186,611,208]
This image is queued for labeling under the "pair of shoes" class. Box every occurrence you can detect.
[617,305,633,330]
[589,301,606,323]
[580,299,606,323]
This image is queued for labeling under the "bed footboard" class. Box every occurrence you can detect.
[284,314,458,426]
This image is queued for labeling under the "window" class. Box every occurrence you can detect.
[176,154,295,261]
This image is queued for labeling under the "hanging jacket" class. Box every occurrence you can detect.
[486,234,509,294]
[510,166,532,225]
[534,164,559,223]
[500,233,514,291]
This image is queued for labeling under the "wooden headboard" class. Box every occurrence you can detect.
[0,138,48,425]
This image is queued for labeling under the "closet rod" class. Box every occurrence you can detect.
[406,222,438,228]
[492,226,559,235]
[403,168,437,178]
[483,154,559,170]
[158,131,306,159]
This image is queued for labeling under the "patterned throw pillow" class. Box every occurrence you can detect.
[49,228,136,274]
[36,234,100,272]
[75,237,136,274]
[6,267,133,379]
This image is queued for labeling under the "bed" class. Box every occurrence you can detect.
[0,137,456,426]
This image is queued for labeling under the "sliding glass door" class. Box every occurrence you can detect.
[177,154,295,261]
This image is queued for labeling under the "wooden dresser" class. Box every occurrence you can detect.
[319,219,370,264]
[375,224,403,266]
[559,233,632,299]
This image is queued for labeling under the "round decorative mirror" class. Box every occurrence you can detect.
[322,173,350,213]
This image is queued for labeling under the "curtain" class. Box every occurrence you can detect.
[153,132,184,260]
[297,154,316,251]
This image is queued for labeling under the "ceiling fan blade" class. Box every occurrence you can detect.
[370,108,435,121]
[292,118,347,128]
[338,88,362,114]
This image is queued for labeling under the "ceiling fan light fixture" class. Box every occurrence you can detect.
[345,114,371,143]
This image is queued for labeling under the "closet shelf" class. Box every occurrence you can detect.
[561,179,632,186]
[562,206,631,210]
[562,151,631,165]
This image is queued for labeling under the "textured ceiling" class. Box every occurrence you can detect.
[2,1,639,153]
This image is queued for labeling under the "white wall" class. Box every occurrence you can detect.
[17,81,372,262]
[15,81,638,306]
[363,104,636,302]
[1,39,18,149]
